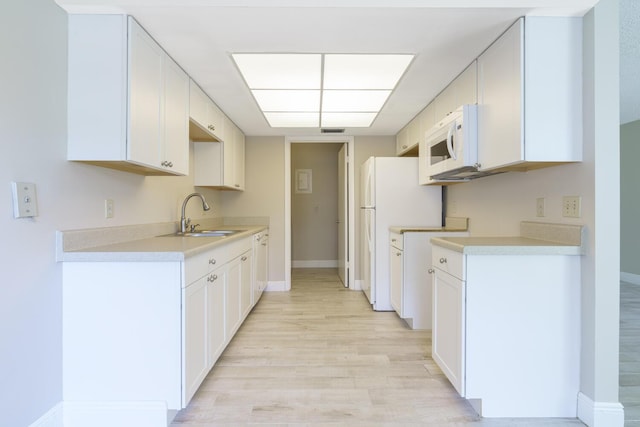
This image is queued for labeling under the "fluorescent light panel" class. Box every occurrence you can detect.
[232,53,413,127]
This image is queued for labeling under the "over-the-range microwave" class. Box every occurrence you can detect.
[425,104,485,181]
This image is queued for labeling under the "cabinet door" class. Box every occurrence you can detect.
[433,84,456,120]
[234,126,245,190]
[207,101,225,141]
[390,245,403,316]
[207,268,226,369]
[225,256,242,339]
[183,277,208,404]
[477,19,523,171]
[222,117,236,188]
[128,19,163,169]
[396,126,409,155]
[432,268,466,397]
[240,251,253,318]
[162,56,189,175]
[455,61,477,106]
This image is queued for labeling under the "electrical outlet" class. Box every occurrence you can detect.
[536,198,545,217]
[12,182,38,218]
[562,196,581,218]
[105,199,114,218]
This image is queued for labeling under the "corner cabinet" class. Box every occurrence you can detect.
[68,15,189,176]
[189,80,224,142]
[476,17,582,172]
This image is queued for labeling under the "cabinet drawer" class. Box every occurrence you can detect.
[390,232,403,250]
[185,247,224,285]
[432,245,464,280]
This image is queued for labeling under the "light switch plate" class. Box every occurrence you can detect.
[12,182,38,218]
[536,198,545,217]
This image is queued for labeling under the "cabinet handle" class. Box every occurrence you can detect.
[208,124,215,131]
[391,238,397,242]
[256,236,262,241]
[261,242,267,246]
[439,257,447,264]
[241,256,247,261]
[207,274,217,282]
[402,145,408,149]
[235,184,240,188]
[396,252,402,256]
[428,268,434,274]
[209,258,216,265]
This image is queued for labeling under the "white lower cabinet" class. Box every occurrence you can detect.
[431,244,581,417]
[389,230,468,329]
[62,230,267,426]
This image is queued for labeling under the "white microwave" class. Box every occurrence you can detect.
[425,104,479,181]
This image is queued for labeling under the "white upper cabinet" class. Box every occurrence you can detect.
[433,61,477,121]
[68,15,189,175]
[189,80,224,142]
[477,17,582,172]
[193,117,245,191]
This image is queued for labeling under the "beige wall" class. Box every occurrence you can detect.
[621,119,640,276]
[291,143,342,264]
[221,136,285,283]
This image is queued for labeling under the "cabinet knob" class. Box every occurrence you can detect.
[207,274,217,282]
[161,161,173,168]
[402,145,408,149]
[261,242,267,246]
[439,257,447,264]
[256,236,262,241]
[235,184,240,188]
[428,268,435,274]
[208,124,215,131]
[209,258,216,265]
[391,238,397,242]
[396,252,402,256]
[241,256,247,261]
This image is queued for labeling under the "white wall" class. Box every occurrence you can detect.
[1,1,221,424]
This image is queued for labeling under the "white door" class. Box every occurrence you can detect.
[361,207,375,305]
[338,144,348,287]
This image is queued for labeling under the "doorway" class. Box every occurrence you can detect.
[284,136,355,291]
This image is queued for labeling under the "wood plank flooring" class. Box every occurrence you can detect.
[621,281,640,427]
[171,268,588,426]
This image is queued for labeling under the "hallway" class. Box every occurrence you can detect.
[172,269,585,426]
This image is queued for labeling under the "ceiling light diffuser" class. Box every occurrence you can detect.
[232,52,414,128]
[321,90,392,112]
[232,53,321,89]
[264,112,319,128]
[321,112,377,128]
[323,54,414,90]
[252,90,320,112]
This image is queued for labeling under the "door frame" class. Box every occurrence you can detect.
[285,135,356,290]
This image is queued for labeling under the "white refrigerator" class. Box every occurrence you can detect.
[360,157,442,311]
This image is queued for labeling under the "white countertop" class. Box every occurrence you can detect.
[60,225,267,262]
[430,236,583,255]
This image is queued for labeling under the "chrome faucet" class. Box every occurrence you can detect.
[180,192,211,233]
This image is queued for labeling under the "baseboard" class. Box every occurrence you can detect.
[63,401,168,427]
[291,260,338,268]
[265,280,289,292]
[29,402,63,427]
[577,392,624,427]
[352,279,363,291]
[621,271,640,285]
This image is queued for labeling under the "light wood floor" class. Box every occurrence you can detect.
[172,268,591,426]
[621,281,640,427]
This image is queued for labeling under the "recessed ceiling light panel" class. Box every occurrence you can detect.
[321,112,377,128]
[322,90,392,112]
[233,53,321,89]
[323,54,414,90]
[264,112,319,128]
[252,90,320,112]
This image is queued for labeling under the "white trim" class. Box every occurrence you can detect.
[29,403,63,427]
[621,272,640,285]
[353,279,363,291]
[63,401,168,427]
[292,260,338,268]
[285,135,356,292]
[577,392,624,427]
[265,280,288,291]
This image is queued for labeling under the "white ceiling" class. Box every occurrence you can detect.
[55,0,636,135]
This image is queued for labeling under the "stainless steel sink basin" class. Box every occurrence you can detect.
[174,229,245,237]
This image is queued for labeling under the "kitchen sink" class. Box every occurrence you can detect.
[170,229,245,237]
